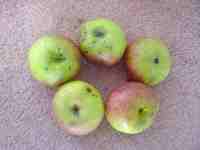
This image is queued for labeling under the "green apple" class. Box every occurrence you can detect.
[126,38,171,86]
[28,35,80,87]
[80,18,127,66]
[106,82,160,134]
[53,80,104,136]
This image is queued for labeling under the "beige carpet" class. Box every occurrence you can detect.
[0,0,200,149]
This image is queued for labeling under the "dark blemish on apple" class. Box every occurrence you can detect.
[154,57,159,64]
[86,87,92,93]
[71,104,80,117]
[86,87,97,97]
[93,28,105,38]
[138,108,145,114]
[59,53,64,57]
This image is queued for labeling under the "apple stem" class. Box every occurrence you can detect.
[154,57,159,64]
[71,105,80,117]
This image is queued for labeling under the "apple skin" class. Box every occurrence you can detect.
[106,82,160,134]
[53,80,104,136]
[28,35,80,87]
[80,18,127,66]
[126,38,171,86]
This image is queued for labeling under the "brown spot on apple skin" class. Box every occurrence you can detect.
[93,29,105,38]
[138,108,145,114]
[86,87,92,93]
[85,87,98,97]
[93,27,106,38]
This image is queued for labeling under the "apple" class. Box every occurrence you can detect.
[28,35,80,87]
[80,18,127,66]
[126,38,171,86]
[53,80,104,136]
[106,82,160,134]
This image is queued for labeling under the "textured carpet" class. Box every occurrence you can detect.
[0,0,200,150]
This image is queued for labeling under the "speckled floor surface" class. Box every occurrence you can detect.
[0,0,200,150]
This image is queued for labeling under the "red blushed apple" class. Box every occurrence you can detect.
[126,38,171,86]
[53,81,105,136]
[106,82,160,134]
